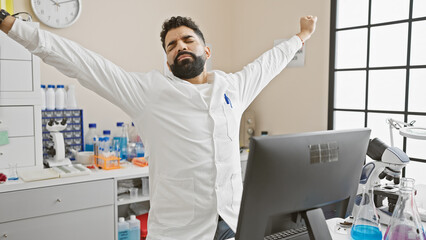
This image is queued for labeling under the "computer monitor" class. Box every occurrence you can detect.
[235,128,371,239]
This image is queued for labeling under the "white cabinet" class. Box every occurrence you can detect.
[0,179,115,240]
[0,24,43,171]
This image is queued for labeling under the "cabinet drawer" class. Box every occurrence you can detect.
[0,179,114,223]
[0,106,34,137]
[0,136,35,169]
[0,205,114,240]
[0,60,33,92]
[0,31,32,60]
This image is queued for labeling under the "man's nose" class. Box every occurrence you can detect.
[176,41,188,52]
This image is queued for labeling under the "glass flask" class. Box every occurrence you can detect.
[351,185,383,240]
[384,178,426,240]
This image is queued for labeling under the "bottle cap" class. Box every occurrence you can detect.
[103,130,111,135]
[41,84,46,88]
[117,122,124,127]
[119,217,125,222]
[48,85,55,88]
[89,123,96,128]
[57,85,64,88]
[132,122,135,127]
[130,215,136,220]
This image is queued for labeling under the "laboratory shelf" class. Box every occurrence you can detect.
[117,193,150,206]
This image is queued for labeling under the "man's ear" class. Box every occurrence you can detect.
[205,46,211,60]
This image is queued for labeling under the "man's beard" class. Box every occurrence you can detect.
[170,51,206,80]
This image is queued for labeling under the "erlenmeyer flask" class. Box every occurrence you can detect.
[384,178,426,240]
[351,185,382,240]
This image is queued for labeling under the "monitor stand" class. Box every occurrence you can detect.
[302,208,332,240]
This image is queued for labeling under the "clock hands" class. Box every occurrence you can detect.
[57,0,77,4]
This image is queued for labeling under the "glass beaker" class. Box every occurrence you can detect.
[351,185,382,240]
[384,178,426,240]
[8,163,19,181]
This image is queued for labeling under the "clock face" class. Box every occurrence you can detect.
[30,0,81,28]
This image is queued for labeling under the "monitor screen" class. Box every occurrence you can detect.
[235,128,371,239]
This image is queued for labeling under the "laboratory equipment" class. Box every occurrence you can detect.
[41,85,46,110]
[351,137,410,225]
[41,109,84,162]
[129,188,138,199]
[7,163,18,181]
[66,84,77,109]
[118,217,130,240]
[141,177,149,196]
[84,123,98,151]
[46,85,55,110]
[45,118,72,167]
[70,150,94,165]
[127,215,141,240]
[235,128,371,240]
[384,178,426,240]
[351,184,382,240]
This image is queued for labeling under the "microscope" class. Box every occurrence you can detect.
[45,118,72,167]
[352,138,410,225]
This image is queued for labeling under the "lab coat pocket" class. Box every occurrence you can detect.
[231,173,243,211]
[222,104,237,141]
[152,176,195,228]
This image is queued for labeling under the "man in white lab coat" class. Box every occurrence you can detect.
[0,10,316,240]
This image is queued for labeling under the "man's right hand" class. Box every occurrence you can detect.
[297,15,318,43]
[0,11,15,34]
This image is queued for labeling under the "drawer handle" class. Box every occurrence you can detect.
[56,198,62,203]
[0,153,3,156]
[3,234,7,238]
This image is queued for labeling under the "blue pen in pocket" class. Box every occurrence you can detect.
[224,94,233,108]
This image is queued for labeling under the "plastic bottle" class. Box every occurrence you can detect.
[128,122,141,143]
[46,85,56,110]
[66,84,78,109]
[55,84,66,110]
[113,122,128,161]
[41,85,46,110]
[103,130,112,154]
[118,217,130,240]
[120,123,129,161]
[127,215,141,240]
[84,123,98,151]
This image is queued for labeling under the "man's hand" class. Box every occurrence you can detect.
[0,13,15,34]
[297,15,317,43]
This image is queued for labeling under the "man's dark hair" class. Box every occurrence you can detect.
[160,16,205,51]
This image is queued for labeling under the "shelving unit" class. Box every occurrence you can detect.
[115,174,150,221]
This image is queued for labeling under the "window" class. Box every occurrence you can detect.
[329,0,426,183]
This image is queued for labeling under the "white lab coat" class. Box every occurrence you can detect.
[8,20,302,240]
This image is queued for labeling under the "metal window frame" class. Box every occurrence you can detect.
[328,0,426,165]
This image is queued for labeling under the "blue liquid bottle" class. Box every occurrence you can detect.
[118,217,130,240]
[351,185,382,240]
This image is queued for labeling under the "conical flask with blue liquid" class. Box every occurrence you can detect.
[351,184,382,240]
[384,178,426,240]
